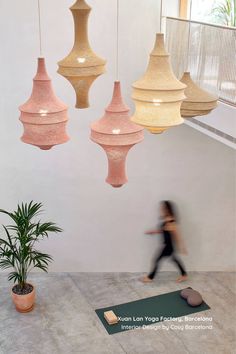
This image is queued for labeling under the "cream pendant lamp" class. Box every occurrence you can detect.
[19,0,69,150]
[180,72,218,117]
[58,0,106,109]
[131,1,186,134]
[90,0,143,188]
[179,14,218,118]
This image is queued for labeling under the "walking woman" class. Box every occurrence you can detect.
[142,201,188,283]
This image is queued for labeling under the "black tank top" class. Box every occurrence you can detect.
[161,219,175,249]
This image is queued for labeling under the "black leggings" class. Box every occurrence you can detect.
[148,246,187,280]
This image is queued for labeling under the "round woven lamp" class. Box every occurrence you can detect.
[90,81,144,188]
[180,72,218,117]
[58,0,106,109]
[131,33,186,134]
[19,58,69,150]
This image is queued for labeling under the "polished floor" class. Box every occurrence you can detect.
[0,272,235,354]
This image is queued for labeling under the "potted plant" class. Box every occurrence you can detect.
[0,201,62,312]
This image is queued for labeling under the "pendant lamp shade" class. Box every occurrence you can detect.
[58,0,106,109]
[19,58,69,150]
[131,33,186,134]
[180,72,218,117]
[90,81,144,188]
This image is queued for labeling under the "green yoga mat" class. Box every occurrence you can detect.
[95,289,210,335]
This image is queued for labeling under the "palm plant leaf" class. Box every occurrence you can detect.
[0,259,14,270]
[233,0,236,25]
[211,0,235,26]
[8,271,22,284]
[2,226,15,250]
[34,222,62,238]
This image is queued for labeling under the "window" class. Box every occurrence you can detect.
[191,0,236,27]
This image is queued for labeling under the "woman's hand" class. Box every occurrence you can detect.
[145,230,160,235]
[180,247,188,255]
[168,222,187,255]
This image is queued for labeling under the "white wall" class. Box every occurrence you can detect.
[0,0,235,273]
[185,102,236,150]
[195,102,236,138]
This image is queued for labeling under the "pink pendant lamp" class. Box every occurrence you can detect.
[19,58,69,150]
[91,81,143,187]
[19,0,69,150]
[90,0,143,188]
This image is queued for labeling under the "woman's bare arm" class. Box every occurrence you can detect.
[166,222,187,254]
[145,229,161,235]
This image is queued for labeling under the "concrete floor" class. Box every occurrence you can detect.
[0,272,235,354]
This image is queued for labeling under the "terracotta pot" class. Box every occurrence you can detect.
[11,284,35,313]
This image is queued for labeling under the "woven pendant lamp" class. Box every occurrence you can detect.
[19,58,69,150]
[131,33,186,134]
[180,72,218,117]
[90,81,143,188]
[58,0,106,109]
[19,1,69,150]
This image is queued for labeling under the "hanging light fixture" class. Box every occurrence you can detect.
[91,81,143,188]
[19,0,69,150]
[178,15,218,118]
[131,0,186,134]
[90,0,143,188]
[180,72,218,117]
[58,0,106,109]
[19,58,69,150]
[131,33,186,134]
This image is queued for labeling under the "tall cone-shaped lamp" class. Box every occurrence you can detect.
[131,33,186,134]
[58,0,106,109]
[90,81,144,188]
[180,72,218,117]
[19,58,69,150]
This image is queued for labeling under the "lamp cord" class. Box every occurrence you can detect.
[116,0,119,81]
[187,0,193,70]
[160,0,163,33]
[37,0,43,57]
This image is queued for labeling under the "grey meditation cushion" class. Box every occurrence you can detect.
[180,288,194,299]
[180,288,203,307]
